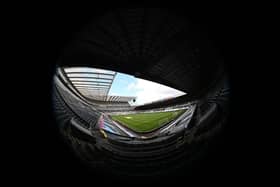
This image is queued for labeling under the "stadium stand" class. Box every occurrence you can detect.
[52,8,230,177]
[53,69,229,176]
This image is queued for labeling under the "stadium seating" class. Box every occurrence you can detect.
[53,75,101,130]
[52,8,230,177]
[53,72,229,176]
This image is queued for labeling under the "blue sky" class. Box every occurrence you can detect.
[64,67,186,106]
[108,72,186,105]
[108,73,137,97]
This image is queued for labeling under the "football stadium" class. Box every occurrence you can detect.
[52,8,230,178]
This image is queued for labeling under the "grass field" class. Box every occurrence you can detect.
[110,109,186,133]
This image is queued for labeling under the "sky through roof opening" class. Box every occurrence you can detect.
[64,67,186,106]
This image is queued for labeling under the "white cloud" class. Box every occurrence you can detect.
[127,82,136,91]
[110,92,118,96]
[128,78,186,106]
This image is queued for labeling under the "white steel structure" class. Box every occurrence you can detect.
[62,67,135,102]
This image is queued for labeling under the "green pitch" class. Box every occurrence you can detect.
[110,109,186,133]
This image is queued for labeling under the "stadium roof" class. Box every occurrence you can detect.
[62,67,135,102]
[58,9,225,100]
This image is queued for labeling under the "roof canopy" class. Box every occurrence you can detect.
[63,67,135,102]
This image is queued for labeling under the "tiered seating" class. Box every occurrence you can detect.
[53,75,229,176]
[54,76,101,129]
[62,124,202,176]
[191,77,230,140]
[53,8,230,177]
[84,98,135,113]
[135,94,191,111]
[52,86,73,129]
[94,103,135,113]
